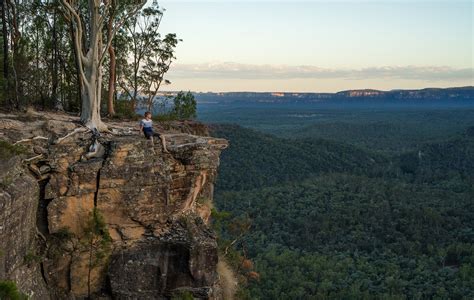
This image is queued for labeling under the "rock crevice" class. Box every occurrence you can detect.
[0,114,228,299]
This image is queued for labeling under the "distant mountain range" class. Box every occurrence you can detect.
[189,86,474,104]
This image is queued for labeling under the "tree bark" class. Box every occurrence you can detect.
[69,22,82,111]
[62,0,145,131]
[80,50,106,131]
[1,0,8,88]
[7,0,19,108]
[106,5,116,117]
[51,10,61,109]
[107,44,116,116]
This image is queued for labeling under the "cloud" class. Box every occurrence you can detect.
[169,62,473,82]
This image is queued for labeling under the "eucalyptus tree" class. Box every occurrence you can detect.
[60,0,146,131]
[1,0,9,104]
[1,0,21,108]
[105,0,117,116]
[116,1,166,110]
[1,0,80,110]
[141,33,180,112]
[0,0,53,109]
[22,0,54,107]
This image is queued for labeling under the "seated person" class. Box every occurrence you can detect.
[139,111,169,153]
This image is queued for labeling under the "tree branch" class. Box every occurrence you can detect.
[99,1,146,65]
[61,0,88,85]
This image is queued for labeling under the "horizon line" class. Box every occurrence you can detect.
[160,85,474,95]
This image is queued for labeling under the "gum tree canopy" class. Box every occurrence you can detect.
[61,0,146,131]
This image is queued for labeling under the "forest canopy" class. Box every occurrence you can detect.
[0,0,184,129]
[209,116,474,298]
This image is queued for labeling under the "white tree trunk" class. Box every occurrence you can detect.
[78,1,106,131]
[81,56,106,131]
[61,0,146,132]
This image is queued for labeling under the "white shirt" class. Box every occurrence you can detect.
[140,119,153,128]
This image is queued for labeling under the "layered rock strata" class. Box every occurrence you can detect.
[0,113,228,299]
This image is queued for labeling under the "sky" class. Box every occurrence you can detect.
[156,0,473,92]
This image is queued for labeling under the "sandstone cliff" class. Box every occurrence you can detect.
[0,112,228,299]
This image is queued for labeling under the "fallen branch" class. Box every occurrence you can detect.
[13,136,48,145]
[23,154,43,163]
[55,127,89,144]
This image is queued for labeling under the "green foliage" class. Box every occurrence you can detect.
[113,99,139,119]
[47,227,75,258]
[210,206,257,296]
[23,251,42,266]
[150,91,197,121]
[171,291,194,300]
[196,196,209,205]
[53,227,74,240]
[0,0,178,115]
[0,140,27,160]
[82,208,112,298]
[171,91,197,120]
[216,175,474,298]
[209,109,474,298]
[0,0,81,110]
[211,208,231,232]
[0,281,27,300]
[83,208,112,254]
[466,126,474,137]
[152,112,178,122]
[116,2,179,112]
[141,33,181,111]
[0,175,13,190]
[397,137,474,184]
[211,124,388,191]
[202,107,474,155]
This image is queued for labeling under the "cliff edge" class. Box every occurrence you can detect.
[0,111,228,299]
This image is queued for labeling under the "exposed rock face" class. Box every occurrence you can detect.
[0,112,228,299]
[108,217,218,299]
[0,156,50,299]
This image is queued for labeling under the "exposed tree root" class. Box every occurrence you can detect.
[54,127,89,144]
[83,119,109,133]
[36,227,47,243]
[27,164,43,178]
[83,140,105,160]
[13,136,49,145]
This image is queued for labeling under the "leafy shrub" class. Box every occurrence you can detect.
[171,91,196,120]
[171,291,193,300]
[0,281,27,300]
[0,140,27,160]
[23,251,42,266]
[113,99,139,119]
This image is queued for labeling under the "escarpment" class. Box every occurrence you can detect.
[0,112,228,299]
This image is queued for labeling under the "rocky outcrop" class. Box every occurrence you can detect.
[0,156,50,299]
[0,112,228,299]
[108,217,218,299]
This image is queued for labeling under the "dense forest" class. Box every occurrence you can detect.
[0,0,181,120]
[205,107,474,299]
[1,1,473,298]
